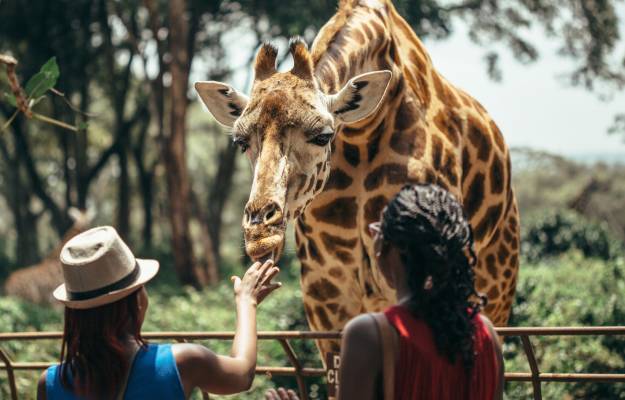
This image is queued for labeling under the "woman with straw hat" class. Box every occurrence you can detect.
[37,226,281,399]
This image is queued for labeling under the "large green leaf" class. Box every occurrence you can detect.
[24,57,59,100]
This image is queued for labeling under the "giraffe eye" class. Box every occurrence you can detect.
[233,137,250,153]
[308,127,334,146]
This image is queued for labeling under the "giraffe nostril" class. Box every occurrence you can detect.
[263,202,283,225]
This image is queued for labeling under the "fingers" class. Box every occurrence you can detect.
[261,266,280,287]
[257,259,274,281]
[265,387,299,400]
[277,388,289,399]
[257,282,282,304]
[230,276,241,291]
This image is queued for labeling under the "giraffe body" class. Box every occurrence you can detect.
[196,0,520,357]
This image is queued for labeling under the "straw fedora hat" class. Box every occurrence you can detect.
[53,226,159,309]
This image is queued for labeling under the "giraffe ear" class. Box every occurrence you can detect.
[194,81,249,127]
[328,70,392,124]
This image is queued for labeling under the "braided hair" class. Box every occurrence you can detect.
[381,183,486,370]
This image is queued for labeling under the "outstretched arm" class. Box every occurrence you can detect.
[174,260,281,396]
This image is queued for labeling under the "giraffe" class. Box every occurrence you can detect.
[195,0,520,357]
[4,207,94,305]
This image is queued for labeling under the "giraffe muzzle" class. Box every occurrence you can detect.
[243,201,287,261]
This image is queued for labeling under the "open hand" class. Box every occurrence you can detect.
[265,388,300,400]
[231,260,281,305]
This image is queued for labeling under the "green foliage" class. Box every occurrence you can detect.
[505,253,625,399]
[522,210,622,262]
[24,57,59,101]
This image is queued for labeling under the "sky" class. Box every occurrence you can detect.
[195,12,625,160]
[425,23,625,158]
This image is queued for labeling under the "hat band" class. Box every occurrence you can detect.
[67,263,140,301]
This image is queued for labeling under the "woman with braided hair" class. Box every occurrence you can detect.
[338,183,504,400]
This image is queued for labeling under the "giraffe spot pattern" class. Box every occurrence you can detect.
[367,120,385,162]
[474,203,503,241]
[320,232,358,253]
[329,267,344,279]
[468,117,492,162]
[490,120,505,152]
[324,168,354,190]
[315,305,333,330]
[461,147,471,185]
[311,197,358,228]
[364,163,408,191]
[394,97,418,131]
[498,245,510,265]
[307,238,325,264]
[296,216,313,234]
[431,135,444,171]
[307,278,341,301]
[364,195,389,227]
[441,149,459,186]
[485,254,498,280]
[464,172,485,219]
[490,157,505,194]
[342,142,360,167]
[390,125,426,158]
[433,109,462,146]
[301,262,311,278]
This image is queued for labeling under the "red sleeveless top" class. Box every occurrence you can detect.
[384,305,499,400]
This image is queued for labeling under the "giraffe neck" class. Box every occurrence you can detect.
[311,0,435,146]
[311,0,397,94]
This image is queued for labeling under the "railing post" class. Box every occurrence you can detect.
[521,334,542,400]
[0,348,18,400]
[279,339,308,400]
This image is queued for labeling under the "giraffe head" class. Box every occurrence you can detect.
[196,39,391,261]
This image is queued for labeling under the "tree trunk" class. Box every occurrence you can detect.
[117,141,130,240]
[207,142,238,263]
[166,0,199,287]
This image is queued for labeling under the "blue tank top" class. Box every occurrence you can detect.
[45,344,185,400]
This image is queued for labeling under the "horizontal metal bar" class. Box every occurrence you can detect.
[2,327,624,341]
[0,331,343,341]
[0,362,327,376]
[496,326,625,336]
[3,363,623,383]
[505,373,625,382]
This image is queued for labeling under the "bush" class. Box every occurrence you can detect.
[522,210,622,262]
[505,252,625,399]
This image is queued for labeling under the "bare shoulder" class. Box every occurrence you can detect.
[171,342,215,365]
[343,313,382,347]
[37,370,47,400]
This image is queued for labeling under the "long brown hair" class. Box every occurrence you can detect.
[59,289,145,399]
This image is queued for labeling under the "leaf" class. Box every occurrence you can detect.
[24,57,60,100]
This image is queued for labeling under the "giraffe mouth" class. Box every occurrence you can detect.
[245,233,285,262]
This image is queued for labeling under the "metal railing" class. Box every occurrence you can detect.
[1,327,624,400]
